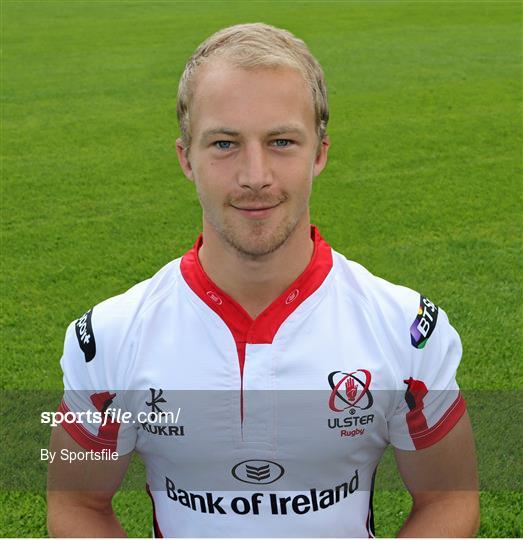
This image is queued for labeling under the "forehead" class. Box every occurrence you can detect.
[190,60,316,137]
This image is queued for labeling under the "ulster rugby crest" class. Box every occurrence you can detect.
[328,370,373,412]
[327,370,374,438]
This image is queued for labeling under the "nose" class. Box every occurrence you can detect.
[238,142,273,191]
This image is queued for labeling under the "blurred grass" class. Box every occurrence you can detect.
[1,0,521,537]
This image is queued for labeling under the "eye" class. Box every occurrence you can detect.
[272,139,293,148]
[213,141,233,150]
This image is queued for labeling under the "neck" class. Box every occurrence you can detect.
[198,218,314,319]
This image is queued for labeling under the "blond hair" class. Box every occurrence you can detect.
[176,23,329,148]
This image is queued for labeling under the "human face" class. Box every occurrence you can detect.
[176,61,329,259]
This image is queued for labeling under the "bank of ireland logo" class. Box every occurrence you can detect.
[328,370,373,413]
[232,460,285,485]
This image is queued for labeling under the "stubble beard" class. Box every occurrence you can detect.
[220,213,301,260]
[200,192,309,260]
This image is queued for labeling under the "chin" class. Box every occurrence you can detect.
[223,221,297,259]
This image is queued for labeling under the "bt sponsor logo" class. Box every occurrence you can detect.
[410,295,439,349]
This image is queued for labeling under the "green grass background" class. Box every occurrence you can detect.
[1,0,521,536]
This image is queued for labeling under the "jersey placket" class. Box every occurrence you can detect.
[180,226,334,444]
[241,341,276,446]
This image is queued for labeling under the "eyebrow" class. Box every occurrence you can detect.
[266,124,307,137]
[200,124,307,142]
[201,127,240,140]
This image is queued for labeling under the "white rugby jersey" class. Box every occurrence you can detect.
[59,226,466,538]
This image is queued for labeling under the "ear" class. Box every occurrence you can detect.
[175,138,194,181]
[313,135,330,178]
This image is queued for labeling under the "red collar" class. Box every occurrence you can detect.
[180,225,333,358]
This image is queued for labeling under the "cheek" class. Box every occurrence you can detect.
[193,170,226,208]
[194,159,227,185]
[286,161,314,191]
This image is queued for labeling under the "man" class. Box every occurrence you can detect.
[47,23,479,537]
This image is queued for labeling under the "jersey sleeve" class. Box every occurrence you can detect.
[58,307,138,455]
[388,295,466,451]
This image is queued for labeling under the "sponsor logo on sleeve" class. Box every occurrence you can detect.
[410,295,439,349]
[75,309,96,362]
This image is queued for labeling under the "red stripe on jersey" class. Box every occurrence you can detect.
[403,377,430,446]
[58,400,117,452]
[403,378,467,449]
[146,484,164,538]
[180,224,333,376]
[409,393,466,449]
[89,391,121,443]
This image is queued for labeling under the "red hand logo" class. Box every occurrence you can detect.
[345,377,358,402]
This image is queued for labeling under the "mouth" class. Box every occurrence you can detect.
[231,202,281,219]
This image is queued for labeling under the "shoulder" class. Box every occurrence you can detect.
[332,251,420,327]
[65,257,183,364]
[331,250,450,353]
[330,249,463,409]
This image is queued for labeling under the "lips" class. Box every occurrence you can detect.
[232,204,279,211]
[231,202,281,219]
[229,196,286,220]
[228,193,287,219]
